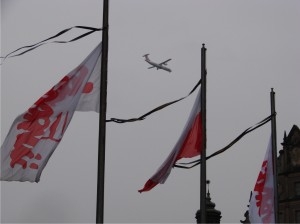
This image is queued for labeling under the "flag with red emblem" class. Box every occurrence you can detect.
[138,88,202,193]
[0,43,101,182]
[249,136,275,223]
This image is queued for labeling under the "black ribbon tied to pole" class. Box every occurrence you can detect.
[106,79,201,123]
[1,26,103,63]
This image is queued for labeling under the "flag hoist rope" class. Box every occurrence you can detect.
[174,113,276,169]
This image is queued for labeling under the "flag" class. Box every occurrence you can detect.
[0,43,102,182]
[138,88,202,193]
[249,136,275,223]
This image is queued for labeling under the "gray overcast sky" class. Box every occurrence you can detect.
[1,0,300,223]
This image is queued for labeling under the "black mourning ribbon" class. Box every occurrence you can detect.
[1,26,103,63]
[106,79,201,123]
[174,113,275,169]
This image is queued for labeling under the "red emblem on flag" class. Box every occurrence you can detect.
[10,65,89,170]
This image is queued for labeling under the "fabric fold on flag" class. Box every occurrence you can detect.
[138,88,202,193]
[1,43,102,182]
[249,136,275,223]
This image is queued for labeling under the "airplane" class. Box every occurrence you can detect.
[143,54,172,72]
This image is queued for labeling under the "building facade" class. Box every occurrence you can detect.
[277,125,300,223]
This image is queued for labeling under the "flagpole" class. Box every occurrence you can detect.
[96,0,109,223]
[200,44,207,223]
[270,88,278,223]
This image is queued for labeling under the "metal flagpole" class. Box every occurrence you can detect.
[200,44,207,223]
[96,0,109,223]
[270,88,278,223]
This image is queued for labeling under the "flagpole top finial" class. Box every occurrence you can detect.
[206,180,210,196]
[271,88,275,94]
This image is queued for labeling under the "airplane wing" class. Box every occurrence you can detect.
[159,59,171,65]
[148,66,155,69]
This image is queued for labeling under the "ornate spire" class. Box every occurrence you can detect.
[281,131,288,147]
[195,180,222,223]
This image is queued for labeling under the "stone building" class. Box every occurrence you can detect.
[277,125,300,222]
[241,125,300,223]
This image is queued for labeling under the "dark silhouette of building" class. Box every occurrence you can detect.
[277,125,300,223]
[241,125,300,223]
[196,181,222,223]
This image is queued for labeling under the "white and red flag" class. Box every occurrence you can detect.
[249,136,275,223]
[138,88,202,193]
[1,43,101,182]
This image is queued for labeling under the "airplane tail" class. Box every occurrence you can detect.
[143,54,150,61]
